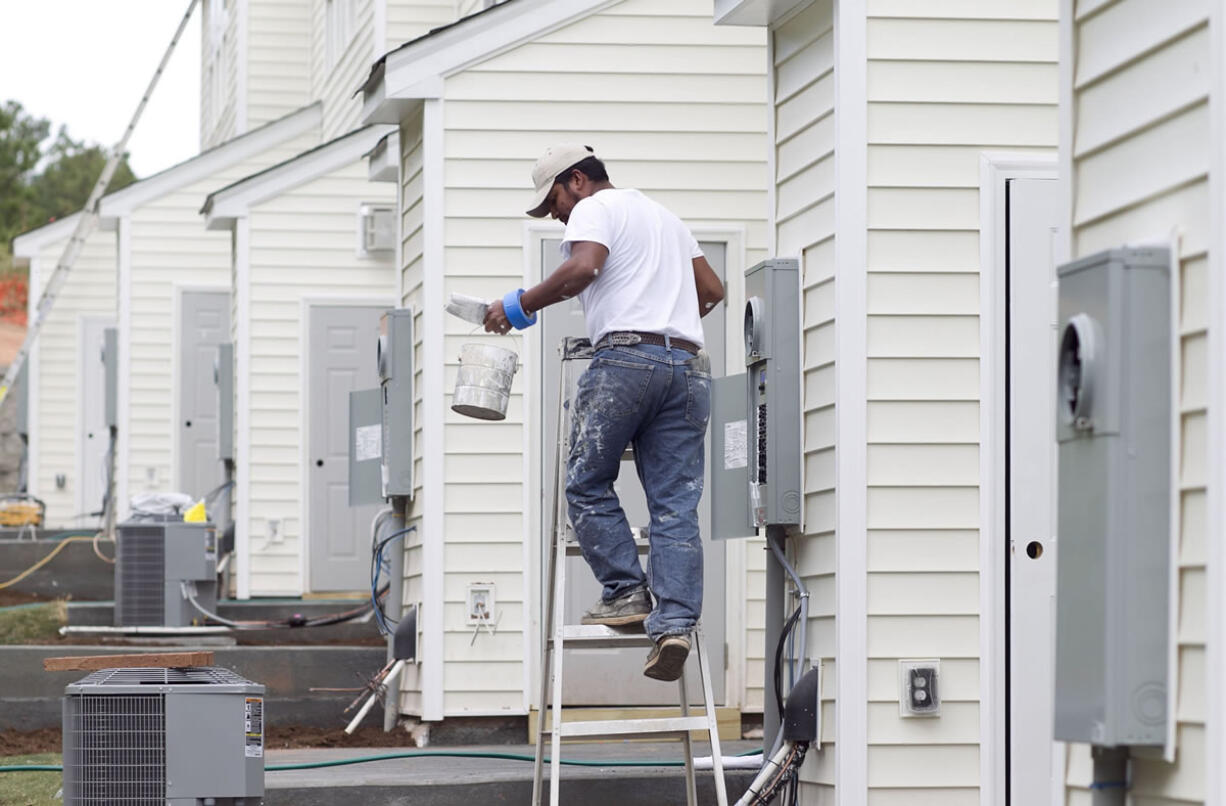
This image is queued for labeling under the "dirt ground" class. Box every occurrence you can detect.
[0,590,54,607]
[0,724,423,756]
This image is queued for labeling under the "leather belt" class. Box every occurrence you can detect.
[595,331,700,355]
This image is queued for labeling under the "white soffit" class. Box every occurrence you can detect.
[202,124,397,230]
[714,0,813,27]
[360,0,616,122]
[366,130,401,183]
[98,103,322,221]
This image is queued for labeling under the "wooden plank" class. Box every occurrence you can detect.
[43,651,215,672]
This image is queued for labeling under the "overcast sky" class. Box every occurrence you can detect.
[0,1,201,178]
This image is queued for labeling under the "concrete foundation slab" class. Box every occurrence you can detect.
[264,742,761,805]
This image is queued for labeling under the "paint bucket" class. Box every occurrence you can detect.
[452,343,520,421]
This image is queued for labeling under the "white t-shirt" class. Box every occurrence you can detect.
[560,188,705,347]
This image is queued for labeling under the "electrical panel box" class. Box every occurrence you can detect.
[1053,247,1171,747]
[14,361,27,441]
[743,259,802,527]
[214,342,234,462]
[349,388,384,506]
[378,309,414,499]
[710,374,755,540]
[102,327,119,429]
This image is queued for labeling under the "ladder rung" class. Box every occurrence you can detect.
[550,716,710,739]
[563,527,649,556]
[555,624,653,648]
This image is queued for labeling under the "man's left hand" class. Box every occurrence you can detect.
[484,299,512,334]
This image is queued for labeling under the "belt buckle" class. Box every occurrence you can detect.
[608,332,641,347]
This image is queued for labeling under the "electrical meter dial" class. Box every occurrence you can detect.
[1058,312,1099,431]
[744,296,765,359]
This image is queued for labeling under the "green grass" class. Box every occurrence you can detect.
[0,754,62,805]
[0,602,65,644]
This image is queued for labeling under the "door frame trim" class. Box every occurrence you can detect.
[520,221,748,713]
[977,153,1059,806]
[300,296,394,595]
[172,284,231,497]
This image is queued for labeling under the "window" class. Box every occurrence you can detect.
[205,0,230,131]
[326,0,357,67]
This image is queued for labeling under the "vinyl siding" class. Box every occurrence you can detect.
[863,0,1057,799]
[22,228,116,524]
[386,1,456,49]
[1064,0,1209,802]
[396,105,426,716]
[769,1,837,798]
[123,131,321,558]
[243,156,396,595]
[248,0,313,132]
[310,0,376,141]
[429,0,767,715]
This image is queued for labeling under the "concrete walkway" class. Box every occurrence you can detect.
[264,740,761,805]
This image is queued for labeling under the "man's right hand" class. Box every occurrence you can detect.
[484,299,511,334]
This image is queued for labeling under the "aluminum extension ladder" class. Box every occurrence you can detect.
[532,336,727,806]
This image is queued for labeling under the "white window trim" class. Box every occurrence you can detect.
[977,152,1059,806]
[326,0,358,70]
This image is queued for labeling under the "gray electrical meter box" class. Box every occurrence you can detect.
[743,258,802,527]
[102,327,119,429]
[214,342,234,462]
[1053,246,1171,747]
[349,388,384,506]
[378,308,413,499]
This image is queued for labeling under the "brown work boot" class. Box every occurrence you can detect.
[580,588,651,626]
[643,634,691,681]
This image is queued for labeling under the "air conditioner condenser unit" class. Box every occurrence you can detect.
[114,521,218,627]
[62,666,264,805]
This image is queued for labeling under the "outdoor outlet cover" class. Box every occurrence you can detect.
[467,583,495,624]
[899,659,941,717]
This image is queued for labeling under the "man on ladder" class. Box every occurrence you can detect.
[484,143,724,681]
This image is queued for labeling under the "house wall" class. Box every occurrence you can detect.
[121,130,320,532]
[1063,0,1209,802]
[247,0,313,131]
[243,157,396,595]
[857,0,1057,801]
[19,228,116,525]
[396,104,427,715]
[772,0,837,798]
[423,0,767,716]
[387,1,456,49]
[311,0,376,141]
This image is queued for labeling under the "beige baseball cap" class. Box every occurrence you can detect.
[526,143,596,217]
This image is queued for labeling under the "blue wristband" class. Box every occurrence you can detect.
[502,289,537,330]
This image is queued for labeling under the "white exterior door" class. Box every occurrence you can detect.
[178,290,231,499]
[77,316,114,525]
[307,304,385,592]
[1007,177,1061,803]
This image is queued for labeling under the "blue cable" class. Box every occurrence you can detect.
[371,525,416,635]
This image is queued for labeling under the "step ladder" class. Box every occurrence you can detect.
[532,336,727,806]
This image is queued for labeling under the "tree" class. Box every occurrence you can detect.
[0,100,138,275]
[0,101,50,248]
[29,128,137,225]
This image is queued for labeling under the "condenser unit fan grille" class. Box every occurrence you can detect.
[63,693,165,805]
[116,526,165,626]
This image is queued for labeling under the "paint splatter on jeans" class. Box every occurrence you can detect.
[566,343,711,641]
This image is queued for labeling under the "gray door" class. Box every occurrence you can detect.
[308,305,385,592]
[542,239,728,705]
[178,291,231,499]
[78,316,114,524]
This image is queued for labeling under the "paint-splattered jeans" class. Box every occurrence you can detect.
[566,343,711,642]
